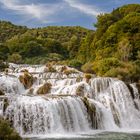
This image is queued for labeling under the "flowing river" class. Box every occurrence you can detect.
[0,63,140,139]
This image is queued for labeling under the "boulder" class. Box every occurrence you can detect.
[37,82,52,95]
[0,90,4,96]
[19,71,34,89]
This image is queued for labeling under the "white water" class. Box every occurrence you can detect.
[0,63,140,136]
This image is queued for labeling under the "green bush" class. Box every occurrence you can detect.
[92,57,122,76]
[68,59,82,69]
[0,60,9,71]
[0,118,22,140]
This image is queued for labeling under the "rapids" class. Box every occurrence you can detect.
[0,63,140,136]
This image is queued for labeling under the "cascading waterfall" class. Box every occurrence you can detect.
[5,96,91,135]
[0,63,140,136]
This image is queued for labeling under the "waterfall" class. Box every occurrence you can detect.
[5,96,91,135]
[0,63,140,136]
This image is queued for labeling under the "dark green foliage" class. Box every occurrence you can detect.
[8,53,22,64]
[81,4,140,82]
[0,60,9,71]
[0,23,90,64]
[0,4,140,81]
[0,118,22,140]
[0,21,27,43]
[68,59,82,70]
[0,44,9,60]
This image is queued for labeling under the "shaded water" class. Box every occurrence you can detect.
[28,131,140,140]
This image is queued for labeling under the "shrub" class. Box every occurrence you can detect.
[0,60,9,72]
[81,62,94,74]
[92,57,122,76]
[8,53,22,64]
[0,118,22,140]
[68,59,82,70]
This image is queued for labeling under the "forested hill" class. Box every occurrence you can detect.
[0,4,140,82]
[0,21,27,42]
[0,22,92,64]
[80,4,140,82]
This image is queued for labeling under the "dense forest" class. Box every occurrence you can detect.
[0,4,140,82]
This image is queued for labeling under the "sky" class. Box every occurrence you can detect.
[0,0,140,29]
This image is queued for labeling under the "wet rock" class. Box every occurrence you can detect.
[19,71,34,89]
[76,84,85,96]
[37,82,52,95]
[3,98,9,112]
[84,73,92,83]
[27,88,34,95]
[82,97,97,128]
[44,63,57,73]
[63,69,77,75]
[136,83,140,95]
[0,90,4,96]
[110,101,120,127]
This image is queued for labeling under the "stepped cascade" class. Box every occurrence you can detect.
[0,63,140,136]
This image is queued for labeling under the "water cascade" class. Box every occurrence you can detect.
[0,63,140,136]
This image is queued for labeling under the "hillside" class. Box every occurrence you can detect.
[0,22,92,64]
[0,21,27,43]
[79,4,140,82]
[0,4,140,82]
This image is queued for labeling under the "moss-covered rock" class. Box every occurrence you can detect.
[44,63,56,72]
[19,71,34,89]
[63,69,77,75]
[82,97,97,128]
[0,90,4,96]
[37,82,52,95]
[84,73,92,83]
[76,77,83,82]
[76,84,85,96]
[60,66,67,72]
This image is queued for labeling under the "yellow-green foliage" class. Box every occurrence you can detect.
[81,62,94,73]
[92,57,122,76]
[37,82,52,95]
[0,118,22,140]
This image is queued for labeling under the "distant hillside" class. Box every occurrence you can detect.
[0,21,27,42]
[0,21,92,64]
[0,4,140,82]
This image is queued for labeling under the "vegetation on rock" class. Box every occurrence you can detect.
[0,117,22,140]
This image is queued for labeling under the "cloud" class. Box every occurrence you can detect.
[0,0,104,25]
[63,0,103,16]
[0,0,62,23]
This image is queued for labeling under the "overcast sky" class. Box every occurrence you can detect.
[0,0,139,29]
